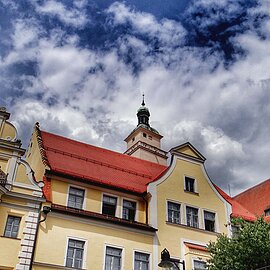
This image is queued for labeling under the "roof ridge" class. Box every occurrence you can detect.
[41,130,167,168]
[233,178,270,199]
[45,146,152,179]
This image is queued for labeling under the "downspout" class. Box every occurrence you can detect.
[29,203,42,270]
[29,205,51,269]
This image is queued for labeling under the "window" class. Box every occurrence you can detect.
[185,177,195,193]
[134,252,149,270]
[167,201,181,224]
[186,206,198,228]
[102,195,117,216]
[66,239,85,268]
[105,246,122,270]
[204,211,215,232]
[4,216,21,238]
[122,200,136,221]
[68,187,85,209]
[194,260,207,270]
[143,133,147,138]
[265,208,270,216]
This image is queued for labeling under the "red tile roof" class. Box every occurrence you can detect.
[40,131,167,194]
[213,183,256,222]
[234,179,270,218]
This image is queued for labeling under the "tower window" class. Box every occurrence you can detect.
[132,137,135,142]
[143,133,147,138]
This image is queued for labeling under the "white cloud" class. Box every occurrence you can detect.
[107,2,186,46]
[35,0,88,27]
[2,0,270,196]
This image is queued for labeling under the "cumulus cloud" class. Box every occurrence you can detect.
[1,0,270,195]
[35,0,88,27]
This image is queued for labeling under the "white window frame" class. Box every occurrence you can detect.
[121,197,138,221]
[64,236,88,269]
[66,185,87,210]
[4,215,22,238]
[133,249,152,270]
[183,175,198,193]
[103,244,124,270]
[185,204,200,228]
[101,193,120,217]
[192,257,207,270]
[166,199,182,224]
[202,209,219,233]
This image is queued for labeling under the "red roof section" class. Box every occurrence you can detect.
[234,179,270,218]
[40,131,167,193]
[213,183,256,222]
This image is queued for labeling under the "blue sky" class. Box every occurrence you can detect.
[1,0,270,195]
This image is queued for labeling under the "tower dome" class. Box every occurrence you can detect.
[137,94,150,127]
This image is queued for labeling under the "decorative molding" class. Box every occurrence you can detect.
[125,141,168,159]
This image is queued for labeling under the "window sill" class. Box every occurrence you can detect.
[166,221,219,235]
[184,190,199,196]
[0,235,21,240]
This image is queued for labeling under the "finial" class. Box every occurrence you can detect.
[142,93,145,106]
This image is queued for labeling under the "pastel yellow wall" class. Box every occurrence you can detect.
[34,215,153,270]
[0,205,26,269]
[1,122,16,141]
[156,158,228,261]
[26,133,46,182]
[51,178,146,223]
[15,163,30,185]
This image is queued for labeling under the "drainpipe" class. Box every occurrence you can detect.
[29,204,51,269]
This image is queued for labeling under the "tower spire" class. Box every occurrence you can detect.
[137,94,150,127]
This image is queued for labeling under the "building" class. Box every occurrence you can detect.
[0,107,44,270]
[233,178,270,222]
[24,100,233,270]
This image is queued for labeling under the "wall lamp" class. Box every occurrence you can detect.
[158,248,185,270]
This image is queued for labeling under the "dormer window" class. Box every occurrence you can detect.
[102,195,117,216]
[122,199,136,221]
[68,187,85,209]
[185,176,195,193]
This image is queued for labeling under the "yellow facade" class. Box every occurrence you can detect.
[148,143,231,269]
[22,118,232,270]
[0,108,44,270]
